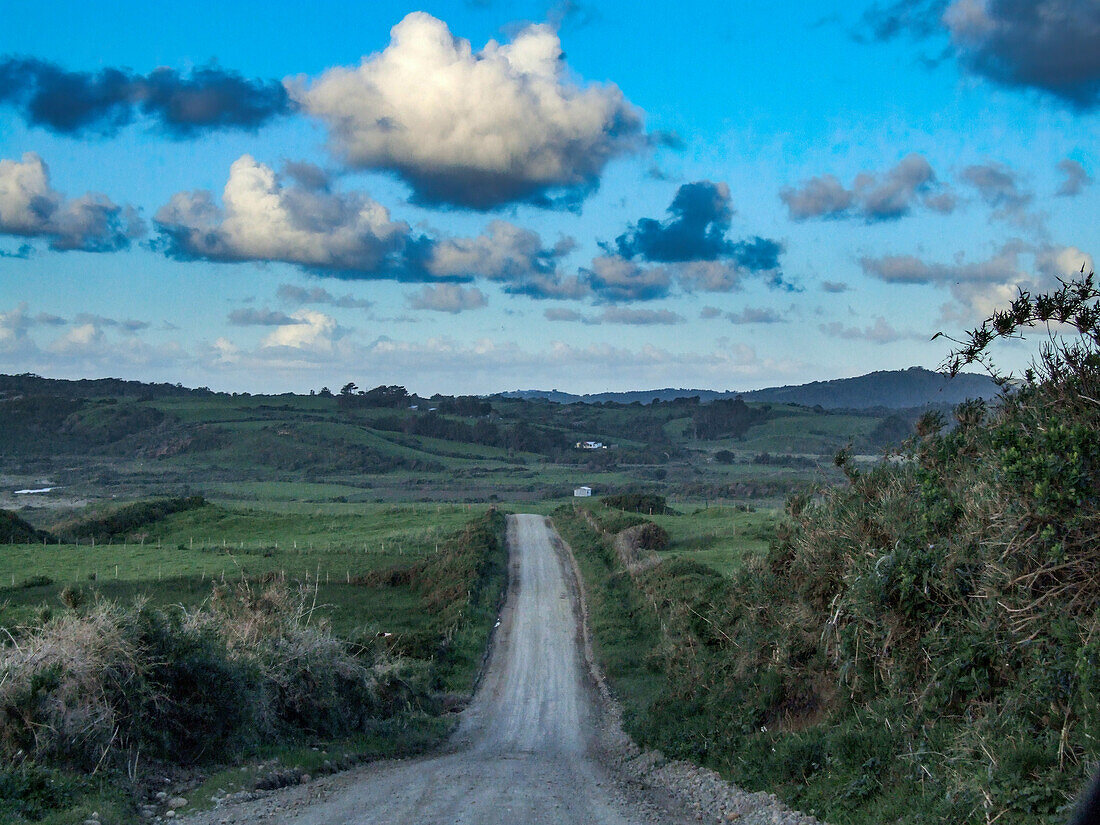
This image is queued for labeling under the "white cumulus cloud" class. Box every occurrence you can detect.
[0,152,142,251]
[155,155,409,274]
[291,12,644,208]
[261,309,342,352]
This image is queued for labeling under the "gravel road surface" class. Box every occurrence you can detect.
[180,514,821,825]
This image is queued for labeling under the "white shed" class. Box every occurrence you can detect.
[573,486,594,497]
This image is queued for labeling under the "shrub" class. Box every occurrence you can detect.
[602,492,674,515]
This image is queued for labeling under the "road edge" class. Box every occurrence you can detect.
[544,512,826,825]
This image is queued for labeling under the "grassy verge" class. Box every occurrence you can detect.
[556,369,1100,825]
[0,508,507,824]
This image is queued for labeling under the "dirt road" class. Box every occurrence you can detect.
[182,514,818,825]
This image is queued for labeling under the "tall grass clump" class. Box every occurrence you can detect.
[0,581,419,776]
[557,269,1100,824]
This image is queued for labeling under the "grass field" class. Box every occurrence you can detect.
[648,505,779,576]
[0,499,510,824]
[0,501,488,632]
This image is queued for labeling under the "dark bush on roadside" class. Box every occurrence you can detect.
[602,492,674,515]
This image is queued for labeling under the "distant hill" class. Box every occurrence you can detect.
[498,367,1000,410]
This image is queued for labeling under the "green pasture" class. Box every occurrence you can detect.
[0,501,489,634]
[649,505,778,576]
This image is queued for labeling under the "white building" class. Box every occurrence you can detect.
[573,486,593,497]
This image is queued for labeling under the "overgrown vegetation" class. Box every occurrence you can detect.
[0,509,506,823]
[556,269,1100,824]
[0,509,49,544]
[601,493,676,515]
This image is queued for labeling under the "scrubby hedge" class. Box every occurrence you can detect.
[0,509,51,544]
[60,496,207,542]
[0,581,428,775]
[601,492,675,516]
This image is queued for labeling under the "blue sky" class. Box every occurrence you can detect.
[1,0,1097,394]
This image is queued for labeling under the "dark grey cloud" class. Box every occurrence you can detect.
[0,58,292,137]
[281,161,332,192]
[33,312,66,326]
[781,154,952,222]
[0,152,143,252]
[608,181,788,294]
[859,1,1100,108]
[859,246,1023,286]
[821,280,850,293]
[945,0,1100,108]
[228,308,305,326]
[613,181,736,262]
[417,221,585,300]
[858,0,949,41]
[1056,159,1092,197]
[545,307,587,322]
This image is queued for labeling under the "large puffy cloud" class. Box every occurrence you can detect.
[781,154,954,222]
[945,0,1100,107]
[0,58,291,136]
[291,12,644,208]
[406,284,488,313]
[154,155,409,274]
[0,152,143,251]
